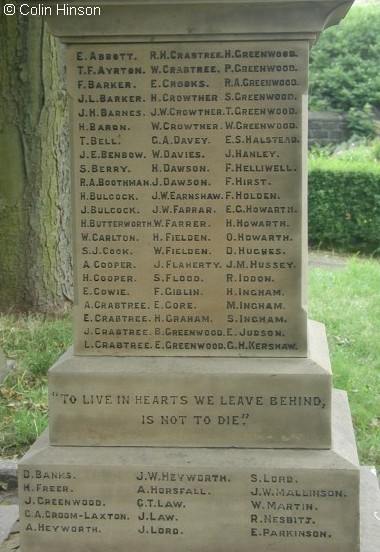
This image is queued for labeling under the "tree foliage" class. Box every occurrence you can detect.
[309,4,380,112]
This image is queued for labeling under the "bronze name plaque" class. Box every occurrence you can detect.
[68,41,308,356]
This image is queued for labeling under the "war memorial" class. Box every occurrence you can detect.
[18,1,379,551]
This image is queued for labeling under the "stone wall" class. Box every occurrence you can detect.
[308,111,350,147]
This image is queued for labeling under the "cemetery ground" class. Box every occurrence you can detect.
[0,253,379,552]
[0,253,379,473]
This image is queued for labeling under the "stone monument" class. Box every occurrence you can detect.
[18,1,379,551]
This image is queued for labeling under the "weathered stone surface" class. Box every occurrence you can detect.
[49,320,331,448]
[68,37,309,357]
[19,391,359,552]
[0,461,18,491]
[46,0,351,358]
[18,2,362,552]
[4,469,380,551]
[0,507,19,546]
[44,1,355,43]
[360,467,380,552]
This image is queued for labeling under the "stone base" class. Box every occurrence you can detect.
[360,467,380,552]
[19,391,359,552]
[49,320,332,448]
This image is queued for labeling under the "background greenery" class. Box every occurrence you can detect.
[308,258,380,471]
[0,314,72,457]
[309,4,380,113]
[308,140,380,255]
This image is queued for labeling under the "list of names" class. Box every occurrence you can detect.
[20,465,357,551]
[67,42,308,356]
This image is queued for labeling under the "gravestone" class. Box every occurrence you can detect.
[18,1,378,551]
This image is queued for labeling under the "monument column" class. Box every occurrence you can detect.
[18,2,379,552]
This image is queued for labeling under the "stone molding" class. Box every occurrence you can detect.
[42,1,355,43]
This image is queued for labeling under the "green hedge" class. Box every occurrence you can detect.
[308,160,380,255]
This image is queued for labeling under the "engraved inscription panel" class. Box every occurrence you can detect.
[49,371,331,448]
[20,463,358,552]
[68,42,308,356]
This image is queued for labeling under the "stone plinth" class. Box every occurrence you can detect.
[19,391,359,552]
[49,321,331,448]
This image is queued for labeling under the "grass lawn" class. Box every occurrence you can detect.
[308,256,380,469]
[0,313,72,458]
[0,256,379,470]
